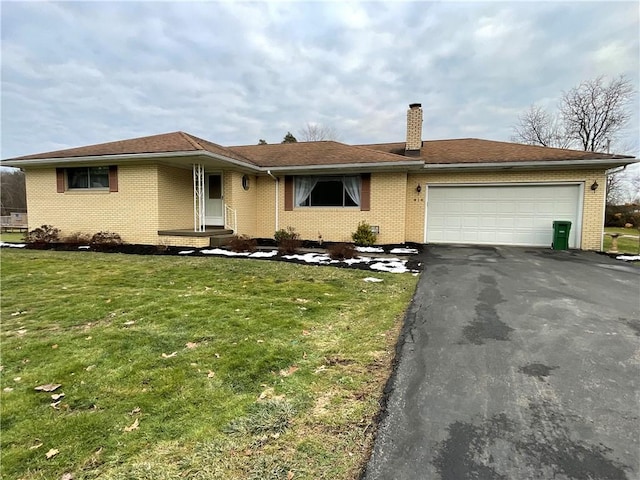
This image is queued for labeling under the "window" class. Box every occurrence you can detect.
[295,176,361,207]
[67,167,110,189]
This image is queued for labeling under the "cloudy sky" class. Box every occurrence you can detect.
[1,1,639,160]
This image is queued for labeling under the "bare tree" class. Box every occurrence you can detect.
[0,168,27,216]
[511,105,572,148]
[298,123,339,142]
[512,75,635,153]
[560,75,635,152]
[607,167,640,205]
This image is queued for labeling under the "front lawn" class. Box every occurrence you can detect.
[1,250,418,479]
[603,227,640,254]
[0,232,25,243]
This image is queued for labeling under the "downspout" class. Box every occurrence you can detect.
[267,170,279,232]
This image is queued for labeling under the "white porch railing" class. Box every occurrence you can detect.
[224,204,237,233]
[193,164,205,232]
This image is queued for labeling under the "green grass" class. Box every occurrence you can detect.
[0,250,418,479]
[603,227,640,254]
[0,232,25,243]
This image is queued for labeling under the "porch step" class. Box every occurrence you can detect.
[209,233,235,247]
[157,228,233,237]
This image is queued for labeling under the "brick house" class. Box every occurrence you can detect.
[2,104,636,250]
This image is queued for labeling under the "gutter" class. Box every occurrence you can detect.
[1,150,263,171]
[423,158,638,170]
[267,170,279,232]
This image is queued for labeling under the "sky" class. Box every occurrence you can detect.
[1,0,639,160]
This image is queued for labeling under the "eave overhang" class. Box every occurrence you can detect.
[423,158,638,171]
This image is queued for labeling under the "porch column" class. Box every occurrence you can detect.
[193,164,205,232]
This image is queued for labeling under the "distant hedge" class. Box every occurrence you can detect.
[605,204,640,228]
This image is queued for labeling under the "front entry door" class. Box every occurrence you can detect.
[205,173,223,226]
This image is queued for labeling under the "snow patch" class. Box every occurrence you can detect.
[390,247,418,254]
[249,250,278,258]
[616,255,640,261]
[370,261,410,273]
[356,246,384,253]
[0,242,26,248]
[363,277,384,282]
[78,246,90,250]
[178,250,195,255]
[201,248,250,256]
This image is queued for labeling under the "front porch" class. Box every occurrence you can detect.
[157,226,235,247]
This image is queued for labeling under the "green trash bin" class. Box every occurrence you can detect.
[552,220,572,250]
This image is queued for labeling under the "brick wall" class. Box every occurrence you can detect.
[157,165,193,231]
[25,165,160,244]
[406,169,607,250]
[257,172,408,244]
[224,171,258,236]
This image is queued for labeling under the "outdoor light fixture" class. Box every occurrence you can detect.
[416,184,422,193]
[590,181,599,192]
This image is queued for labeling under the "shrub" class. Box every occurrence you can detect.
[90,231,123,246]
[327,242,357,260]
[229,235,257,253]
[275,226,301,254]
[351,221,377,246]
[24,225,60,244]
[605,204,640,228]
[62,231,92,245]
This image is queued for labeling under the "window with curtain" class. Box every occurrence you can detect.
[295,176,361,207]
[67,167,110,189]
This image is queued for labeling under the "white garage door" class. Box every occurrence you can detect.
[425,184,581,247]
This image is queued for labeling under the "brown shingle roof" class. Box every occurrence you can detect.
[228,141,421,168]
[6,131,256,165]
[360,138,633,164]
[5,133,634,168]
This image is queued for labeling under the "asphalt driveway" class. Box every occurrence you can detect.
[363,246,639,480]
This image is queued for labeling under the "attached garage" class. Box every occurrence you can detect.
[425,183,582,248]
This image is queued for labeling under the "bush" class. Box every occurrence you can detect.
[90,231,123,246]
[229,235,257,253]
[327,242,357,260]
[351,221,377,246]
[62,231,92,245]
[24,225,60,244]
[275,227,301,254]
[605,204,640,228]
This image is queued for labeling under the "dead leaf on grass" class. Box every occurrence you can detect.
[29,443,43,450]
[314,366,327,374]
[51,393,65,401]
[86,365,96,371]
[258,387,274,400]
[161,352,177,358]
[129,407,141,415]
[123,418,139,432]
[185,342,198,349]
[45,448,59,459]
[257,339,264,343]
[14,377,21,382]
[302,330,311,336]
[3,387,14,392]
[295,298,309,303]
[214,353,220,358]
[50,401,61,409]
[279,365,299,377]
[52,344,58,349]
[35,383,61,392]
[17,329,27,335]
[288,471,294,479]
[123,321,135,326]
[61,473,74,480]
[207,371,215,378]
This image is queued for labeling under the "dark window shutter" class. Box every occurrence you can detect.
[284,176,293,211]
[360,173,371,211]
[108,166,118,192]
[56,168,65,193]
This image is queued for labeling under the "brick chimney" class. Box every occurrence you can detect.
[405,103,423,156]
